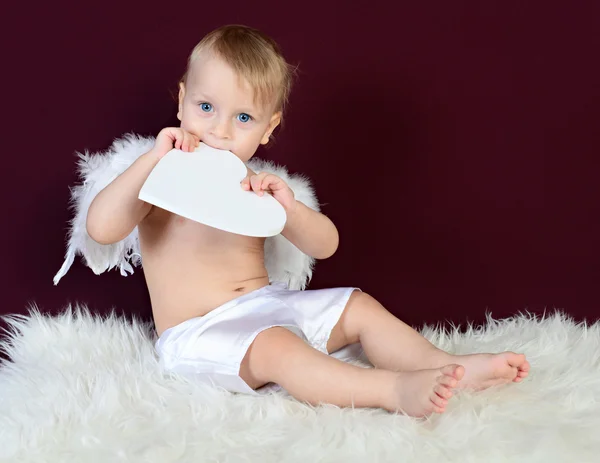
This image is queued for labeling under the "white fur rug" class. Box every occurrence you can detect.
[1,307,599,463]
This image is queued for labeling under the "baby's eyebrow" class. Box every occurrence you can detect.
[191,92,212,100]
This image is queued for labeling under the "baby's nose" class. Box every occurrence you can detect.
[210,119,232,139]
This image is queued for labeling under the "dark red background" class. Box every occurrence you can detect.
[2,1,599,332]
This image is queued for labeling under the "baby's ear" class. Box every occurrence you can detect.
[270,111,282,131]
[177,83,185,121]
[261,112,282,145]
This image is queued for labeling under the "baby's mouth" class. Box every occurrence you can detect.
[200,140,233,154]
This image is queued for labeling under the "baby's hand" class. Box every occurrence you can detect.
[241,172,296,213]
[150,127,200,160]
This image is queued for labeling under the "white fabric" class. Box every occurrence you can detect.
[53,133,319,290]
[1,308,597,462]
[155,282,360,395]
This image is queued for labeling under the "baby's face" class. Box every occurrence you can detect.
[178,53,281,162]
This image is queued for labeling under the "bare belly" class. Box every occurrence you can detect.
[138,207,270,336]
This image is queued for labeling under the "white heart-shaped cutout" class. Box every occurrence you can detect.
[138,143,287,237]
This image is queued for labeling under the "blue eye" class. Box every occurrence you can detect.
[238,113,252,123]
[200,103,213,112]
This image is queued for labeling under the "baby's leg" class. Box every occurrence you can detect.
[240,326,463,417]
[327,292,530,389]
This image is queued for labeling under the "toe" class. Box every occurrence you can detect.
[431,395,447,409]
[431,394,447,408]
[438,374,458,389]
[508,353,528,368]
[435,384,452,399]
[441,364,465,381]
[433,405,446,414]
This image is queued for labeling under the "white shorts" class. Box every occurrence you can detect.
[155,282,361,395]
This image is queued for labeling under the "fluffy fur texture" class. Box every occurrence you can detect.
[53,133,319,290]
[1,308,599,462]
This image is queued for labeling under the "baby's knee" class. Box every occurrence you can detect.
[239,327,303,389]
[338,290,386,333]
[345,291,380,316]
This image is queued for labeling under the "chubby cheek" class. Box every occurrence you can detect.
[232,146,252,163]
[179,120,204,140]
[179,110,206,138]
[235,135,264,162]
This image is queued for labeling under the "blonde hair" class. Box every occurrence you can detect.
[180,25,297,116]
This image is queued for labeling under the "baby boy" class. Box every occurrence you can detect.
[86,24,529,417]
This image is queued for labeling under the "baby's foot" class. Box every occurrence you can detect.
[449,352,530,390]
[387,364,464,417]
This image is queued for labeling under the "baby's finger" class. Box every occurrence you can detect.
[189,133,198,149]
[188,134,200,151]
[183,132,194,152]
[260,174,278,191]
[174,135,182,150]
[250,174,265,196]
[174,129,186,150]
[240,176,251,190]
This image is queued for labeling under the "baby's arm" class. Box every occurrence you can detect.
[86,152,160,244]
[244,166,339,259]
[282,202,339,259]
[87,127,199,244]
[242,166,339,259]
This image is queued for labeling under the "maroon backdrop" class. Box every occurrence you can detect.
[2,1,599,333]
